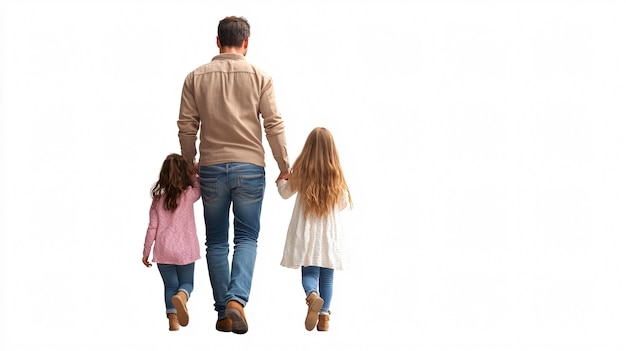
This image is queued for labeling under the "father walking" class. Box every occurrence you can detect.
[177,16,290,334]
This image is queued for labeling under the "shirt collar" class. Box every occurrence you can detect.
[212,53,246,61]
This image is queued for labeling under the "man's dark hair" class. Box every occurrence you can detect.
[218,16,250,47]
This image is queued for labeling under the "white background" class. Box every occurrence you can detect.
[1,0,625,350]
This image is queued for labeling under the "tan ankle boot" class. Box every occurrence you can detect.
[172,291,189,327]
[305,293,324,331]
[225,300,248,334]
[317,313,330,331]
[216,317,232,332]
[168,313,180,331]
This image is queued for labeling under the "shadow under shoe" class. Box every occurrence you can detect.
[305,293,324,331]
[225,300,248,334]
[172,291,189,327]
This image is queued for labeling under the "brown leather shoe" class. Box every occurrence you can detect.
[172,291,189,326]
[225,300,248,334]
[305,293,324,331]
[317,313,330,331]
[167,313,180,331]
[216,317,232,332]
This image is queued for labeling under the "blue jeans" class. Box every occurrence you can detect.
[302,266,334,313]
[199,162,265,318]
[157,263,194,315]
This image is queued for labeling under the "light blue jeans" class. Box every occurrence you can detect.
[199,163,265,318]
[157,263,194,315]
[302,266,334,313]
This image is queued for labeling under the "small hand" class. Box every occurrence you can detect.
[276,171,289,183]
[188,162,199,175]
[142,256,152,267]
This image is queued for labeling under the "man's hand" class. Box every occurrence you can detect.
[142,256,152,267]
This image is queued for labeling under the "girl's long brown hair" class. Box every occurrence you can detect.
[289,127,352,218]
[151,154,193,211]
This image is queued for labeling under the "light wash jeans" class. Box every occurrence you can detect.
[302,266,334,313]
[199,162,265,318]
[157,263,194,315]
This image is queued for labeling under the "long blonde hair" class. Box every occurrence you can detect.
[289,127,352,218]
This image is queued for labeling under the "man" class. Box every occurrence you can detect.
[177,16,289,334]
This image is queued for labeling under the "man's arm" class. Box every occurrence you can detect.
[178,73,200,165]
[259,77,290,174]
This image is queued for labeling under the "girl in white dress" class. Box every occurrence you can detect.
[277,127,352,331]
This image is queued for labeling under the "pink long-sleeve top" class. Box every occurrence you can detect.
[143,174,202,265]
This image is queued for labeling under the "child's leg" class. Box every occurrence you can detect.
[176,262,195,298]
[301,266,320,296]
[172,262,194,327]
[316,268,334,331]
[157,264,179,315]
[318,268,334,313]
[301,266,324,331]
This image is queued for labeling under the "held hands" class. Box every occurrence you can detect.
[276,170,289,183]
[142,256,152,267]
[188,162,199,176]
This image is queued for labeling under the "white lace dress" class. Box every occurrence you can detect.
[277,179,350,270]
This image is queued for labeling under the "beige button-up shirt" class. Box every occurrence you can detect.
[178,53,289,172]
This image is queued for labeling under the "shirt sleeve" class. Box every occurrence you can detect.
[259,77,290,172]
[337,191,349,211]
[277,179,296,199]
[143,201,158,259]
[189,174,201,202]
[178,72,200,164]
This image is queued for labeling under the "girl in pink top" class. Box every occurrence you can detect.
[143,153,201,331]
